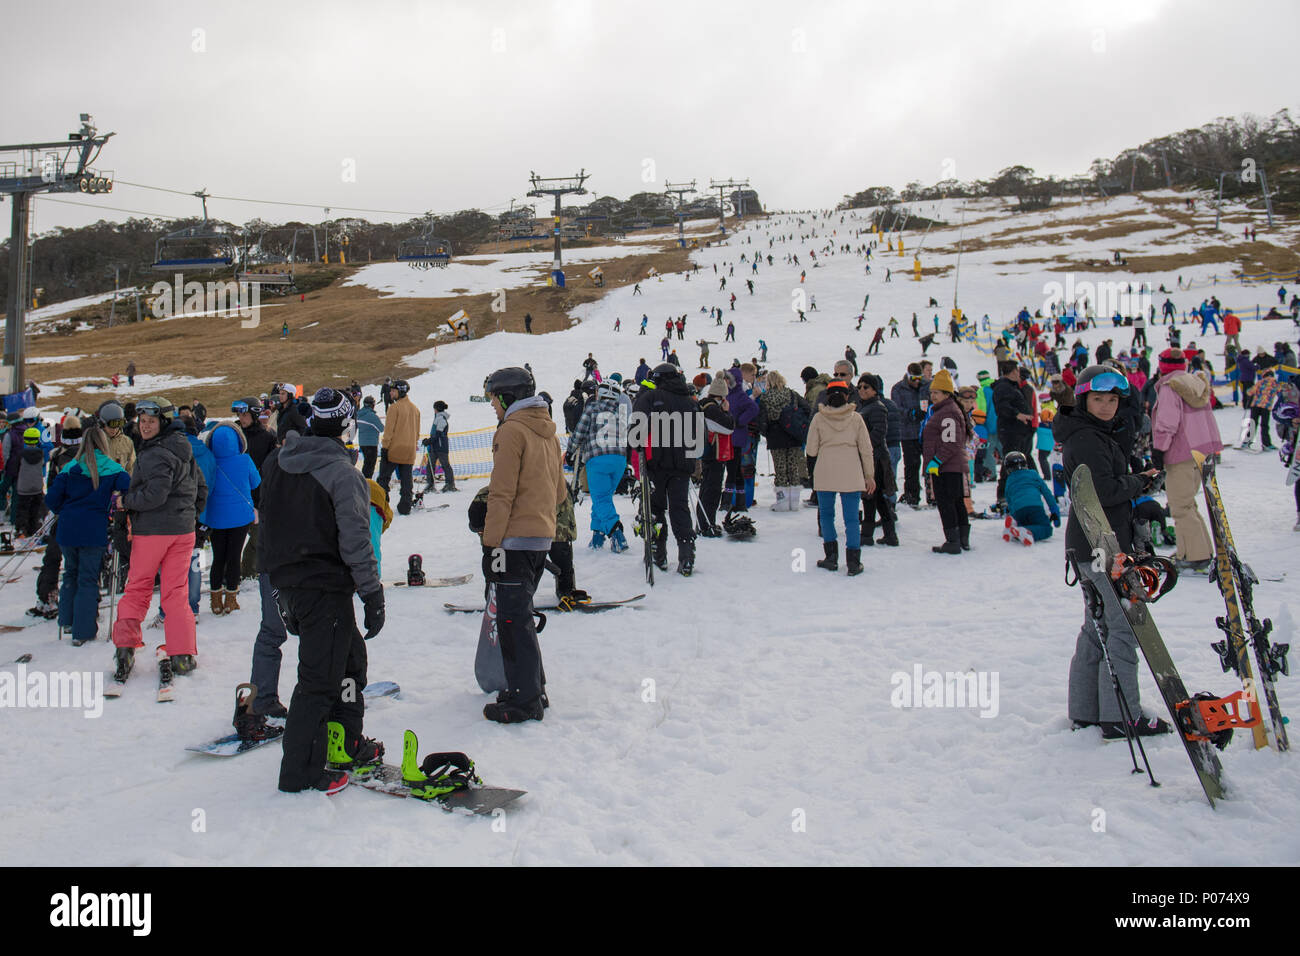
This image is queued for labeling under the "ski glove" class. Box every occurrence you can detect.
[1052,513,1061,528]
[467,495,487,533]
[361,587,385,640]
[1149,448,1164,469]
[925,457,942,475]
[275,594,300,636]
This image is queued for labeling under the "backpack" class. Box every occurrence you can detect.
[777,393,811,443]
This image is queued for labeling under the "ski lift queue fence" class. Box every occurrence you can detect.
[413,424,574,483]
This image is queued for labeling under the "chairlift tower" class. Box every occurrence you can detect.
[1,114,114,393]
[664,180,696,248]
[527,169,589,287]
[709,178,748,235]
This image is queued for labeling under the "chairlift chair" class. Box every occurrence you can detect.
[398,227,452,270]
[152,190,237,272]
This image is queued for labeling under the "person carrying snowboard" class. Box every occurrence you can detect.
[1055,366,1168,740]
[479,367,567,722]
[262,387,386,793]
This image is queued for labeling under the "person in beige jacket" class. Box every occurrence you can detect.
[806,380,876,576]
[478,366,566,724]
[378,379,421,515]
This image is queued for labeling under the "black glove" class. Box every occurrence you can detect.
[275,593,300,636]
[1149,448,1164,469]
[361,587,385,640]
[564,451,574,467]
[467,496,487,533]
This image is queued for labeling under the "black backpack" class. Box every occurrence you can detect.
[777,394,811,443]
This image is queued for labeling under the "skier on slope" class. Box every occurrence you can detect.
[1055,366,1169,740]
[262,387,385,793]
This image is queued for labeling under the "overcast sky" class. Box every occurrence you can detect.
[3,0,1297,233]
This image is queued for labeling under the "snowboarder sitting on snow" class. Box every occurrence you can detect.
[999,451,1059,545]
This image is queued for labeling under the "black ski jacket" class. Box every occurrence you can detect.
[632,375,703,478]
[1054,404,1145,557]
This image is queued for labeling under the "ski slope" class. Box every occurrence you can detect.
[2,210,1298,866]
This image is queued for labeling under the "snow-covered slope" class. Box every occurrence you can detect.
[3,209,1297,866]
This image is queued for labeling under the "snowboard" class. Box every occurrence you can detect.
[346,762,525,814]
[474,583,504,693]
[0,619,46,634]
[186,722,285,757]
[637,452,655,587]
[364,680,401,699]
[1070,464,1226,808]
[447,594,646,614]
[1201,460,1290,751]
[391,573,474,589]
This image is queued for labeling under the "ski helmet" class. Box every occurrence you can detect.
[1003,450,1029,472]
[96,401,126,428]
[135,396,175,422]
[483,366,535,410]
[392,379,410,398]
[596,380,622,403]
[22,427,41,445]
[1073,365,1130,397]
[649,363,681,387]
[20,406,38,421]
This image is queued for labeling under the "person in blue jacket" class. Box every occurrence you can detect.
[202,421,260,615]
[355,396,384,479]
[1000,450,1059,545]
[45,427,132,645]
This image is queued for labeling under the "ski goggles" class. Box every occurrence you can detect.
[101,418,125,430]
[231,400,251,414]
[1074,371,1130,397]
[135,399,173,418]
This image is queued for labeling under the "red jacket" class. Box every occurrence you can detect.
[1223,312,1241,335]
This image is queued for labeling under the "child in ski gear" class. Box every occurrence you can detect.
[568,380,631,551]
[1150,349,1220,570]
[1000,451,1059,545]
[426,401,456,491]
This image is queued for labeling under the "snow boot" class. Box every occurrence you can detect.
[959,526,971,551]
[27,600,58,620]
[171,654,197,675]
[483,695,545,723]
[677,540,695,577]
[112,646,134,683]
[223,589,240,613]
[588,529,605,550]
[846,548,863,576]
[609,522,629,554]
[327,720,385,774]
[1002,515,1020,543]
[877,520,899,547]
[932,528,962,554]
[816,541,839,572]
[232,684,276,742]
[1101,715,1173,740]
[771,488,788,511]
[210,588,225,616]
[1020,527,1035,546]
[653,525,669,571]
[310,769,350,795]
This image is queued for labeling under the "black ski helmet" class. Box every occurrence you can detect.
[484,366,535,410]
[1003,450,1029,472]
[392,379,410,398]
[649,362,681,386]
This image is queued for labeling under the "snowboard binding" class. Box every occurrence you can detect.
[231,683,279,743]
[0,531,12,553]
[557,590,592,612]
[400,730,480,800]
[1109,553,1176,603]
[1175,690,1262,751]
[407,554,426,587]
[722,512,757,540]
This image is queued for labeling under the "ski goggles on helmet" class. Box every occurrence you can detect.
[231,400,250,414]
[102,418,125,429]
[1074,371,1130,397]
[135,398,173,418]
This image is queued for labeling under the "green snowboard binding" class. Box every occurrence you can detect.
[401,730,479,801]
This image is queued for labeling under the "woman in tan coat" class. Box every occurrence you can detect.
[806,380,876,576]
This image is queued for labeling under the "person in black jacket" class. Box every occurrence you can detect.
[857,374,899,546]
[696,373,736,532]
[632,363,703,575]
[890,363,925,506]
[562,381,586,435]
[261,387,385,794]
[992,361,1034,458]
[1056,366,1168,741]
[274,385,309,443]
[236,396,279,594]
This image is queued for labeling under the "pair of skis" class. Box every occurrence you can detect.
[1201,460,1290,752]
[103,645,175,702]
